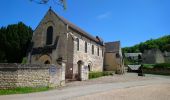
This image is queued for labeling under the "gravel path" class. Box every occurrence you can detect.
[0,73,170,100]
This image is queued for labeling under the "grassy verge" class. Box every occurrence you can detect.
[143,64,155,69]
[143,72,170,76]
[143,63,170,69]
[0,86,52,95]
[89,71,114,79]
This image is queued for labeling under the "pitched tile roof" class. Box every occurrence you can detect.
[49,9,104,46]
[105,41,120,52]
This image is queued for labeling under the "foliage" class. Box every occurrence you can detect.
[89,71,114,79]
[21,57,28,64]
[122,35,170,53]
[143,63,170,69]
[124,58,133,65]
[30,0,67,10]
[103,71,114,76]
[143,64,155,69]
[0,22,33,63]
[154,63,170,69]
[0,86,51,95]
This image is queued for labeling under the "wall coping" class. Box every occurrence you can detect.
[0,63,53,69]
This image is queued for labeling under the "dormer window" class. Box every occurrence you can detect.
[46,26,53,45]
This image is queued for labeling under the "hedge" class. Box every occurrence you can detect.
[89,71,114,79]
[154,63,170,69]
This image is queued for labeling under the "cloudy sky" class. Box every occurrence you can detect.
[0,0,170,47]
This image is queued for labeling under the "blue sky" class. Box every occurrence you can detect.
[0,0,170,47]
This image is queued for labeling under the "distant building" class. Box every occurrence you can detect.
[124,53,142,61]
[104,41,124,74]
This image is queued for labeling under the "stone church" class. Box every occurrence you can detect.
[28,8,104,79]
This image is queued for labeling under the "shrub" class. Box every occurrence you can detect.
[154,63,170,69]
[103,71,114,76]
[21,57,27,64]
[143,64,155,69]
[89,71,114,79]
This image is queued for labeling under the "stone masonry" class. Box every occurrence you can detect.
[0,63,65,89]
[28,8,104,79]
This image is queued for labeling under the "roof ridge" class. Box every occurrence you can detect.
[49,9,103,45]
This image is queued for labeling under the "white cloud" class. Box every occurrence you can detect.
[97,12,111,20]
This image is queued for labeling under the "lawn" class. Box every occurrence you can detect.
[0,86,51,95]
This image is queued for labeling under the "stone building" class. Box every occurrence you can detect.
[104,41,124,74]
[124,53,142,60]
[28,8,104,80]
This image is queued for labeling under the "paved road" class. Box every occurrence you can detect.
[0,74,170,100]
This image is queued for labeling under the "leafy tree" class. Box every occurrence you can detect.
[0,22,33,63]
[30,0,67,10]
[122,35,170,53]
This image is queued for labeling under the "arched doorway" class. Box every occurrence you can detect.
[77,60,84,80]
[44,60,50,64]
[88,61,93,72]
[88,65,91,71]
[38,55,51,64]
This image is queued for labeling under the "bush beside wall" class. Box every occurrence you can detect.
[89,71,114,79]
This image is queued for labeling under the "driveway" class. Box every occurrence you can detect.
[0,73,170,100]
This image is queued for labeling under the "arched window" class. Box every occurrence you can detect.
[46,26,53,45]
[76,38,79,51]
[85,42,87,53]
[97,47,99,56]
[92,45,94,54]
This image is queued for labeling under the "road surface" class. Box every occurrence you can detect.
[0,73,170,100]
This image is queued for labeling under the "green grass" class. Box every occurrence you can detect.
[0,86,52,95]
[143,63,170,69]
[89,71,114,79]
[154,63,170,69]
[144,72,170,76]
[143,64,155,69]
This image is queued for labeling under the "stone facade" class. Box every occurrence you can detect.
[142,49,165,64]
[164,51,170,63]
[124,53,142,60]
[0,64,65,89]
[104,41,124,74]
[28,8,104,80]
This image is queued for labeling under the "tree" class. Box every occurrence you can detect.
[122,35,170,53]
[30,0,67,10]
[0,22,33,63]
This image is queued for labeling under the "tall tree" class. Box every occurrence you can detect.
[0,22,33,63]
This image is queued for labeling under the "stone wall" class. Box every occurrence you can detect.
[165,57,170,63]
[71,32,104,78]
[0,64,65,89]
[104,53,120,71]
[142,49,165,64]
